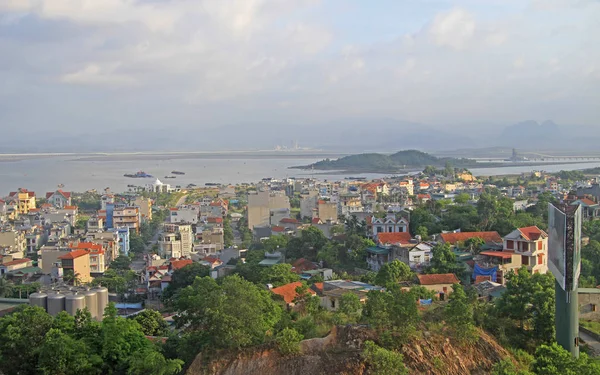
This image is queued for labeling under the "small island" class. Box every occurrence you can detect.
[291,150,479,173]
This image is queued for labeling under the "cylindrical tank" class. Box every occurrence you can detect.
[83,290,98,320]
[29,292,48,311]
[47,293,66,316]
[94,287,109,319]
[65,293,86,316]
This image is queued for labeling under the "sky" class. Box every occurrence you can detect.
[0,0,599,143]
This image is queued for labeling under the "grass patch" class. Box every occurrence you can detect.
[580,320,600,335]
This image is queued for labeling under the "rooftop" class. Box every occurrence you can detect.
[271,281,315,304]
[440,231,502,245]
[417,273,460,285]
[59,249,89,260]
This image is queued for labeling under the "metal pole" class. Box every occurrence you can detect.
[555,281,579,358]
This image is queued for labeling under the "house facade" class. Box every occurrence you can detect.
[369,214,409,237]
[502,226,549,274]
[45,190,72,208]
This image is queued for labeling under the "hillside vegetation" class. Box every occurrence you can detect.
[294,150,477,172]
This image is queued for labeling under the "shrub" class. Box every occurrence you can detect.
[276,328,303,356]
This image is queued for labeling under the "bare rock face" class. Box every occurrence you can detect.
[186,326,512,375]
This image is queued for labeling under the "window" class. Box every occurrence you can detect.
[413,255,421,263]
[331,299,336,309]
[538,254,544,265]
[400,227,405,232]
[388,226,393,232]
[377,227,382,233]
[538,241,543,250]
[424,255,430,262]
[443,287,448,293]
[506,240,514,250]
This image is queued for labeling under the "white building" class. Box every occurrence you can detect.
[147,179,172,194]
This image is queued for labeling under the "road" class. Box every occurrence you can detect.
[230,219,242,246]
[580,329,600,356]
[175,194,188,207]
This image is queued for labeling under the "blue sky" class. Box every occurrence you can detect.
[0,0,598,141]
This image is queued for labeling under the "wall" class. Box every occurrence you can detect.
[579,289,600,321]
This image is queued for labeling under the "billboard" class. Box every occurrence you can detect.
[571,205,582,291]
[548,203,567,291]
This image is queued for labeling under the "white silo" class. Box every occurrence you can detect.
[93,287,109,319]
[82,290,98,320]
[65,293,86,316]
[47,293,66,316]
[29,292,48,312]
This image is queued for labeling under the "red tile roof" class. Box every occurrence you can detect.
[376,232,413,246]
[291,258,318,273]
[59,249,89,260]
[439,231,502,245]
[475,276,492,284]
[271,281,316,304]
[63,205,77,210]
[161,275,172,282]
[280,218,299,224]
[518,226,547,241]
[480,251,514,259]
[0,258,32,267]
[417,273,460,285]
[170,259,193,270]
[417,194,431,200]
[202,256,222,264]
[46,190,71,199]
[271,226,285,232]
[207,217,223,223]
[311,218,322,224]
[579,198,598,206]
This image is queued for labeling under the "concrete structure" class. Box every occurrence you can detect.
[133,196,152,221]
[0,229,26,257]
[169,205,199,224]
[39,245,70,274]
[579,288,600,321]
[45,190,72,208]
[163,223,193,257]
[109,227,130,256]
[8,189,36,214]
[475,251,522,285]
[112,206,140,234]
[300,193,318,219]
[159,233,183,259]
[0,258,33,276]
[269,208,291,226]
[147,178,171,193]
[247,190,290,229]
[317,201,338,223]
[369,214,409,237]
[502,226,549,274]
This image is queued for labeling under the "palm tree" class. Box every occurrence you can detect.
[0,278,14,298]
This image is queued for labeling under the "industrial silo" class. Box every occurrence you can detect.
[65,293,86,316]
[93,287,109,319]
[82,290,98,320]
[29,292,48,312]
[47,293,66,316]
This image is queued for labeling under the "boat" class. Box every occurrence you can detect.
[164,176,176,179]
[205,182,219,186]
[124,171,154,178]
[187,184,197,188]
[171,171,185,175]
[345,177,366,181]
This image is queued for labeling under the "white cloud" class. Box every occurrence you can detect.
[428,8,476,50]
[61,63,135,87]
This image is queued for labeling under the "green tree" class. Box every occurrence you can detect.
[338,292,362,323]
[454,193,471,205]
[37,328,99,375]
[223,217,234,248]
[74,216,90,230]
[132,309,169,336]
[374,260,414,287]
[415,226,429,240]
[532,343,600,375]
[362,340,408,375]
[162,263,210,302]
[464,237,486,253]
[129,233,146,254]
[0,306,54,375]
[0,277,14,298]
[263,235,289,253]
[261,263,300,287]
[444,284,477,342]
[276,327,303,356]
[496,269,555,344]
[427,242,461,275]
[174,275,282,349]
[127,348,183,375]
[110,255,132,271]
[410,285,436,300]
[491,358,532,375]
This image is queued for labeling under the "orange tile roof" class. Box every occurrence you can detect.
[377,232,413,246]
[207,217,223,223]
[64,205,77,210]
[475,276,492,284]
[518,226,547,241]
[59,249,89,260]
[579,198,598,206]
[439,231,502,245]
[170,259,193,270]
[71,242,103,252]
[1,258,32,267]
[280,218,299,224]
[271,281,316,304]
[480,251,513,259]
[271,226,285,232]
[311,218,322,224]
[417,273,460,285]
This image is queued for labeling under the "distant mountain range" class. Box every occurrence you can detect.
[1,119,597,153]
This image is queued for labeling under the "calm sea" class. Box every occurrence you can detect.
[1,154,599,195]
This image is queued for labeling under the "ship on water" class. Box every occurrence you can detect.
[124,171,153,178]
[171,171,185,175]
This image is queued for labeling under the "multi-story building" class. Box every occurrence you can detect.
[169,205,199,224]
[502,226,549,274]
[338,193,363,218]
[70,242,106,275]
[58,249,92,284]
[368,214,409,237]
[109,227,130,256]
[39,245,70,274]
[247,190,290,229]
[159,233,183,259]
[133,196,153,222]
[300,192,319,219]
[317,201,338,222]
[112,206,140,234]
[0,228,27,258]
[162,223,193,257]
[0,258,33,276]
[45,190,72,208]
[8,189,36,214]
[25,226,45,255]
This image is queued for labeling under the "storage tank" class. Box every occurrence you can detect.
[82,290,98,320]
[65,293,86,316]
[29,292,48,311]
[47,293,66,316]
[94,287,109,319]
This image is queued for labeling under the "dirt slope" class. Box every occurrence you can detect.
[186,326,512,375]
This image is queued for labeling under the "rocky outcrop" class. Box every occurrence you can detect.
[186,326,512,375]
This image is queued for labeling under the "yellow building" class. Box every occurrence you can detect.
[133,196,153,221]
[59,249,92,284]
[8,189,36,214]
[457,172,476,182]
